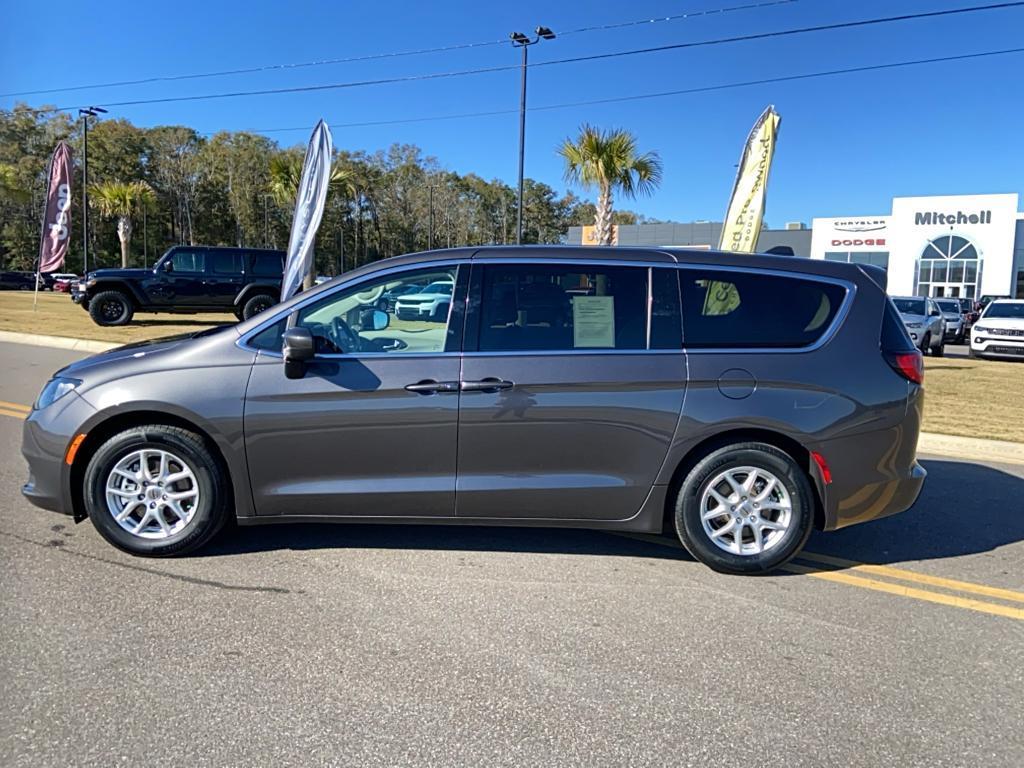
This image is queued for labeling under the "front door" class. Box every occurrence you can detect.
[146,249,209,308]
[244,263,467,518]
[455,261,686,522]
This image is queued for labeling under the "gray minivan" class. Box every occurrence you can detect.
[22,247,926,574]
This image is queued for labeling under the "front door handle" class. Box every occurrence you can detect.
[405,380,460,395]
[461,378,514,393]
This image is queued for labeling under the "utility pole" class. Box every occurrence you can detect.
[509,27,555,245]
[78,106,106,274]
[428,184,434,250]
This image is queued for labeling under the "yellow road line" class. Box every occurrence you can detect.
[610,532,1024,620]
[797,551,1024,605]
[0,407,28,420]
[0,399,31,414]
[781,562,1024,621]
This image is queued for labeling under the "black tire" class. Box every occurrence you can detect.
[431,302,450,323]
[83,425,232,557]
[242,293,275,320]
[920,332,931,354]
[89,290,134,326]
[673,442,814,575]
[233,306,246,322]
[933,338,945,357]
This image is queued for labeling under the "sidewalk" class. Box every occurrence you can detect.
[1,328,1022,466]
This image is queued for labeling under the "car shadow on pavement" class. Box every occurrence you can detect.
[804,458,1024,567]
[196,458,1022,568]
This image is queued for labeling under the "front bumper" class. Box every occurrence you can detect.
[971,335,1024,359]
[21,392,97,517]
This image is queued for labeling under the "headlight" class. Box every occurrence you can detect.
[974,326,988,334]
[906,322,922,329]
[35,377,81,410]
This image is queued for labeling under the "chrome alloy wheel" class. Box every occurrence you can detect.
[699,466,792,556]
[104,449,200,539]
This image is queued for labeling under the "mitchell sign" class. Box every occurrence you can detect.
[914,209,993,226]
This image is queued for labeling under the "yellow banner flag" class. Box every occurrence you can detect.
[705,106,781,315]
[718,105,781,253]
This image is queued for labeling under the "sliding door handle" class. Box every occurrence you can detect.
[461,378,514,393]
[405,380,460,394]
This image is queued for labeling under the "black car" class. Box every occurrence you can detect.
[0,271,40,291]
[73,246,285,326]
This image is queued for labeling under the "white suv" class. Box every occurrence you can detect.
[970,299,1024,360]
[394,280,454,322]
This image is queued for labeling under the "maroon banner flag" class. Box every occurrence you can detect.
[38,141,74,274]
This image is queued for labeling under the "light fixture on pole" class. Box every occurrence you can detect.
[78,106,106,275]
[509,25,555,245]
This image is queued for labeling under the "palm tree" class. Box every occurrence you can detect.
[90,181,155,267]
[268,154,355,208]
[558,125,662,246]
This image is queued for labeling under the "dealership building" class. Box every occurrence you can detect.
[567,193,1024,299]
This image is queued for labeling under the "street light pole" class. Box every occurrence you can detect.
[78,106,106,275]
[510,26,555,245]
[428,184,434,250]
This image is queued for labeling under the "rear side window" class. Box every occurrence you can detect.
[476,264,647,352]
[679,269,846,348]
[881,297,916,352]
[211,251,243,274]
[250,252,284,277]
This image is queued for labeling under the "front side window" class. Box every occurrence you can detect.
[680,269,846,348]
[295,266,460,355]
[475,264,648,352]
[167,250,205,273]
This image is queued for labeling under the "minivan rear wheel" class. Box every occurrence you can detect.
[674,442,814,574]
[83,425,232,557]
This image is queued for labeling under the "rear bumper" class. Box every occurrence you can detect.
[815,384,926,531]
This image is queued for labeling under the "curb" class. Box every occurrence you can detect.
[918,432,1024,467]
[0,330,119,353]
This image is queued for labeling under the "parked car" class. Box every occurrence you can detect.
[891,296,945,356]
[73,245,285,326]
[970,299,1024,360]
[21,246,926,575]
[934,298,966,343]
[394,279,454,321]
[49,273,79,293]
[977,294,1011,312]
[0,271,38,290]
[377,283,423,312]
[958,297,980,329]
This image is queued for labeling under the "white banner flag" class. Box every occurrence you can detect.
[281,119,333,301]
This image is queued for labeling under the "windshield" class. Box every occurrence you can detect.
[892,298,925,315]
[983,302,1024,319]
[936,300,960,313]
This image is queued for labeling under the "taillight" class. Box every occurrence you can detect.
[885,350,924,385]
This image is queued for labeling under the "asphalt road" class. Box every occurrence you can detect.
[1,341,1022,767]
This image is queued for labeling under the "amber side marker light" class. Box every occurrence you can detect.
[65,433,87,465]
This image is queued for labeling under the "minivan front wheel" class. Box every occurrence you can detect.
[83,425,231,557]
[674,442,813,574]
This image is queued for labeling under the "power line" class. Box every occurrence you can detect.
[14,1,1024,115]
[237,47,1024,135]
[0,0,799,99]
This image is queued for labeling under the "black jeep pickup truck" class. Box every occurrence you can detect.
[72,246,285,326]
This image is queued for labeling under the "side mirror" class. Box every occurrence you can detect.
[282,327,315,379]
[161,261,174,273]
[359,308,390,331]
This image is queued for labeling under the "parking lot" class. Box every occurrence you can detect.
[1,340,1022,767]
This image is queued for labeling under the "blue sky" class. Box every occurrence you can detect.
[3,0,1023,224]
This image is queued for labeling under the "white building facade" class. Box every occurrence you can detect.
[811,193,1023,299]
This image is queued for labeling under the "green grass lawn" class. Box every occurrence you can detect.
[3,291,1022,442]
